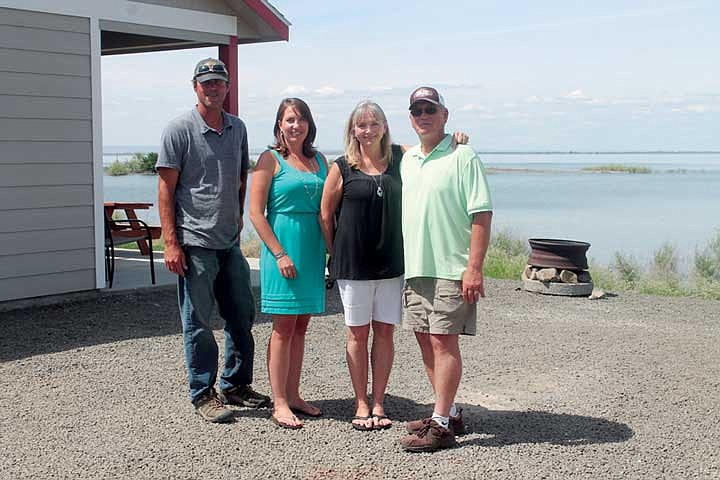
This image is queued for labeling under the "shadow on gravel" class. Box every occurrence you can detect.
[304,393,427,422]
[459,405,634,447]
[1,286,346,362]
[0,287,276,362]
[296,395,632,447]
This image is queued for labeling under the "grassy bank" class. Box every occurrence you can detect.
[120,228,720,300]
[105,152,158,176]
[581,164,652,174]
[486,229,720,300]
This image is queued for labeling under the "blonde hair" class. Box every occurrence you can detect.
[343,100,392,168]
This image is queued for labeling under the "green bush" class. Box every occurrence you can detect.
[105,161,130,176]
[129,152,158,173]
[649,243,681,289]
[692,277,720,300]
[483,229,529,279]
[484,250,527,279]
[588,262,622,291]
[105,153,157,175]
[492,229,529,257]
[485,231,720,300]
[693,230,720,282]
[611,252,641,286]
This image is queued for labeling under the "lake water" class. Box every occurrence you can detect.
[103,152,720,266]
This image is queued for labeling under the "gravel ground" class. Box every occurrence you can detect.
[1,279,719,480]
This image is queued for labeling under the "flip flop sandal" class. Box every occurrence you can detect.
[291,406,322,418]
[372,414,392,430]
[271,415,302,429]
[351,415,374,431]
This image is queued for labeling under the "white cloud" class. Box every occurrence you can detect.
[313,85,343,97]
[314,85,343,96]
[565,89,586,99]
[281,85,308,95]
[671,104,718,114]
[369,85,393,92]
[504,111,532,119]
[633,107,654,116]
[459,103,490,112]
[435,82,483,89]
[523,95,556,104]
[563,89,606,105]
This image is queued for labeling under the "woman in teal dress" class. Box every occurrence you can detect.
[249,98,327,429]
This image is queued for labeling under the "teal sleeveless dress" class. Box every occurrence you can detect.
[260,150,327,314]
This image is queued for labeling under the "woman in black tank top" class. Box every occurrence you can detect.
[320,101,403,431]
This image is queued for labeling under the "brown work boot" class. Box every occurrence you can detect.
[406,408,466,436]
[401,419,457,453]
[194,392,234,423]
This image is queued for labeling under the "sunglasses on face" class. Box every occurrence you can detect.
[196,64,228,76]
[410,105,439,117]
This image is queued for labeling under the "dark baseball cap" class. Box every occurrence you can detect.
[193,58,229,83]
[409,86,445,109]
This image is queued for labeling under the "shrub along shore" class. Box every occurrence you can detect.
[581,164,652,174]
[105,153,158,176]
[485,229,720,300]
[117,229,720,300]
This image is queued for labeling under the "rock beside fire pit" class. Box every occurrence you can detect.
[521,264,594,296]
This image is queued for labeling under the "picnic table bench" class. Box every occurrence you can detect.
[104,201,161,255]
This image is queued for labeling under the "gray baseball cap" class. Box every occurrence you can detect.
[193,58,229,83]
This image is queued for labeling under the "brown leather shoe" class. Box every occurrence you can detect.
[406,408,466,436]
[219,385,271,408]
[194,392,234,423]
[400,419,457,453]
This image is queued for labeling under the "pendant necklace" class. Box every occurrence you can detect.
[302,172,321,199]
[289,155,320,200]
[371,173,384,198]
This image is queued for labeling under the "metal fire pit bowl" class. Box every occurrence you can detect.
[528,238,591,270]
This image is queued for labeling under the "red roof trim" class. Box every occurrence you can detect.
[243,0,289,41]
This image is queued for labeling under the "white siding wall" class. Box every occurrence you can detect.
[0,7,95,301]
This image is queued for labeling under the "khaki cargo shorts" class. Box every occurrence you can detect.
[402,277,477,336]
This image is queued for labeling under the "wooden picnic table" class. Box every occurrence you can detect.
[104,201,161,255]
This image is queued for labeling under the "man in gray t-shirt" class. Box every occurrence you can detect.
[156,58,269,423]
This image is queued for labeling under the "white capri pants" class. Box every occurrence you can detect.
[336,275,404,327]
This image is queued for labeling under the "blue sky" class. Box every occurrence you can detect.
[102,0,720,151]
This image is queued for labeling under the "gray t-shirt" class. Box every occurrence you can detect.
[156,107,250,249]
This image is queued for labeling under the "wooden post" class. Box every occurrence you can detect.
[219,36,238,115]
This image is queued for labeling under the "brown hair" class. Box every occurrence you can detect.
[270,98,317,158]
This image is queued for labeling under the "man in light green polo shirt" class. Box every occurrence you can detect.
[399,86,493,453]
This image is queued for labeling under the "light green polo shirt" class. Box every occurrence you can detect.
[401,134,493,280]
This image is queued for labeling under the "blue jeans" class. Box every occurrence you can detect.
[178,245,255,403]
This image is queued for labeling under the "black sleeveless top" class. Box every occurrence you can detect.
[329,144,404,280]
